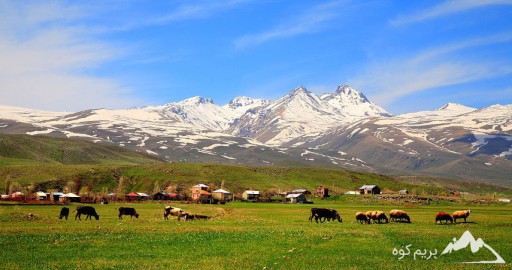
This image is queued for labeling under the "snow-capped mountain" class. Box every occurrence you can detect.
[0,84,511,185]
[223,96,271,117]
[228,85,390,145]
[322,85,391,117]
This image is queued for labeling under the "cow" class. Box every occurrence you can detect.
[435,212,453,224]
[117,207,139,219]
[163,206,184,220]
[181,213,210,221]
[59,207,69,220]
[309,208,342,223]
[73,206,99,221]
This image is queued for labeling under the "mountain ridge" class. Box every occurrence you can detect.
[0,84,511,186]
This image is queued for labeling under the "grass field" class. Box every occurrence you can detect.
[0,200,510,269]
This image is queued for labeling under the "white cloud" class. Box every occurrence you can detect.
[234,1,347,49]
[151,0,254,24]
[348,34,512,106]
[391,0,512,25]
[0,1,141,112]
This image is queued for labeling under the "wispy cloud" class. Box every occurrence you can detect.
[348,34,512,107]
[391,0,512,25]
[0,1,140,111]
[234,0,347,49]
[151,0,254,24]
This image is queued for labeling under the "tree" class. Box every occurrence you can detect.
[117,176,125,196]
[9,182,22,194]
[4,175,11,195]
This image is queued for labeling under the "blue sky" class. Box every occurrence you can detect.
[0,0,511,114]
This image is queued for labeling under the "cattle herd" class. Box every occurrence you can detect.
[56,206,471,224]
[310,208,471,224]
[57,205,211,221]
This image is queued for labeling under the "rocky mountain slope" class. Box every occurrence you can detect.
[0,85,511,186]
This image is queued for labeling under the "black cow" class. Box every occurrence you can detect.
[309,208,342,223]
[74,206,99,221]
[59,207,69,220]
[118,207,139,219]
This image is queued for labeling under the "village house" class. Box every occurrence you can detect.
[59,193,81,203]
[286,193,307,204]
[359,185,381,195]
[35,191,48,200]
[191,184,212,203]
[125,192,150,201]
[242,190,260,201]
[152,192,168,200]
[212,189,233,202]
[316,186,329,198]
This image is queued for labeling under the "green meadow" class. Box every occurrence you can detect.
[0,200,510,269]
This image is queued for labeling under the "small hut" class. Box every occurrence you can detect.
[242,190,260,201]
[291,189,312,195]
[286,193,307,204]
[136,192,150,200]
[35,191,48,200]
[399,190,409,195]
[359,185,381,195]
[316,186,329,198]
[125,192,141,201]
[152,192,168,200]
[212,189,233,202]
[60,193,81,203]
[51,192,64,202]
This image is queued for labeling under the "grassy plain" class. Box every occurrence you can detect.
[0,200,510,269]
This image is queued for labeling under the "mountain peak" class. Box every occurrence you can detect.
[179,96,214,105]
[291,86,309,94]
[436,103,476,113]
[333,85,369,102]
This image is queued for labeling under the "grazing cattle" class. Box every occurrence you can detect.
[389,209,411,223]
[59,207,69,220]
[181,213,211,221]
[309,208,342,223]
[452,210,471,223]
[370,211,388,223]
[163,206,184,220]
[74,206,99,221]
[435,212,453,224]
[355,212,370,224]
[117,207,139,219]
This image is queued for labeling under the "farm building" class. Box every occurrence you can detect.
[152,192,168,200]
[286,193,307,204]
[359,185,381,195]
[10,192,25,200]
[51,192,64,202]
[35,191,48,200]
[291,189,311,195]
[191,184,212,202]
[59,193,81,203]
[344,191,359,195]
[125,192,150,201]
[316,186,329,198]
[399,190,409,195]
[242,190,260,201]
[212,189,233,202]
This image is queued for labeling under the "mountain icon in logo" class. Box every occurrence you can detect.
[441,230,506,264]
